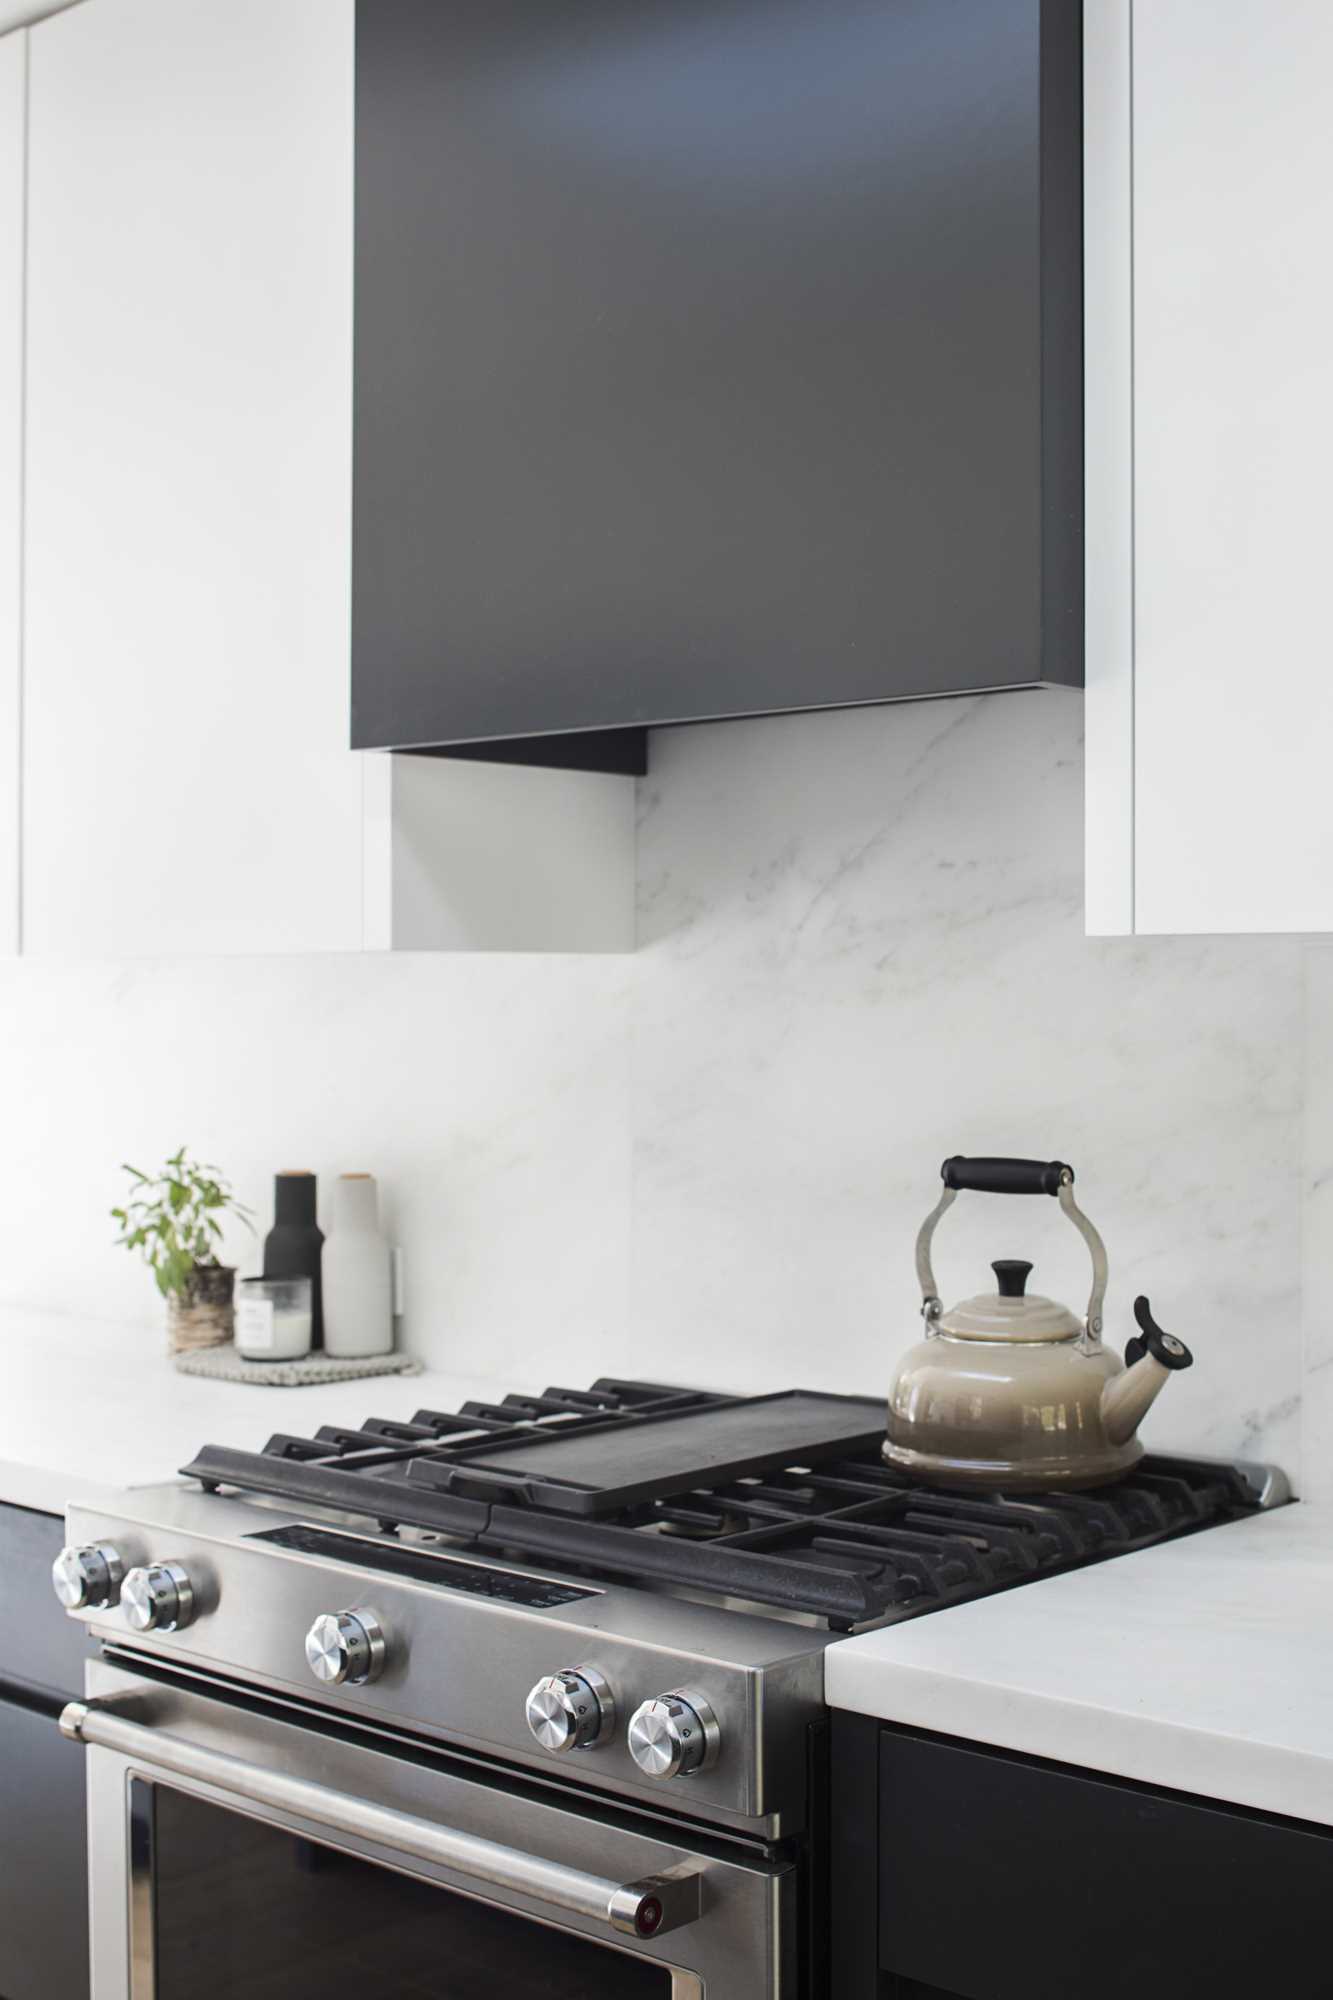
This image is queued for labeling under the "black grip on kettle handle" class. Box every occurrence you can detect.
[940,1156,1072,1197]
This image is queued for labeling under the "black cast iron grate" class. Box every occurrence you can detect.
[181,1378,1264,1632]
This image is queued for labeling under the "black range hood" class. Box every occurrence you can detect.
[352,0,1082,775]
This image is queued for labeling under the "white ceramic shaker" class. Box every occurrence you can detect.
[322,1173,393,1357]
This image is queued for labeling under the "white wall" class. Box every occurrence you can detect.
[0,691,1309,1478]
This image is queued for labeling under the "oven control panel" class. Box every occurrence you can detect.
[249,1524,599,1609]
[59,1492,828,1833]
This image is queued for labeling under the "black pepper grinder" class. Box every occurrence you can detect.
[263,1170,324,1349]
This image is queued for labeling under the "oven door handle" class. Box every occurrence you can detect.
[59,1699,702,1942]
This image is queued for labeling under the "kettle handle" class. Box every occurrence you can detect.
[916,1158,1110,1341]
[941,1156,1071,1197]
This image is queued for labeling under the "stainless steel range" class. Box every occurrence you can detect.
[52,1379,1287,1999]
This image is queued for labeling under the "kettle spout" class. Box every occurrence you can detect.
[1101,1296,1194,1448]
[1101,1352,1172,1448]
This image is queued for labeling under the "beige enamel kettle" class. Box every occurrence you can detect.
[884,1156,1193,1491]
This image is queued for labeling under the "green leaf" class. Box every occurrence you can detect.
[114,1147,251,1290]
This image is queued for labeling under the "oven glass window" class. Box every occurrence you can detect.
[138,1783,672,1998]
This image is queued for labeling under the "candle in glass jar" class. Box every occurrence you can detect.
[234,1275,313,1361]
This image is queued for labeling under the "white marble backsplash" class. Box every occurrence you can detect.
[1301,944,1333,1503]
[631,693,1304,1476]
[0,952,634,1385]
[0,689,1311,1485]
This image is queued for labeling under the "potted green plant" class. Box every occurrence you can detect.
[112,1149,253,1353]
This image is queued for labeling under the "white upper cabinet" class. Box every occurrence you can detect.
[1085,0,1333,935]
[0,33,23,957]
[22,0,366,956]
[16,0,632,957]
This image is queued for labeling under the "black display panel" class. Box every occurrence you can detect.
[141,1783,668,1998]
[352,0,1083,761]
[247,1524,597,1607]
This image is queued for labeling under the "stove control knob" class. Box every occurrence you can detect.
[51,1543,125,1611]
[525,1668,615,1754]
[626,1691,721,1780]
[121,1562,195,1633]
[305,1608,387,1687]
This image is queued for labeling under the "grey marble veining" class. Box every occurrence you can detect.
[0,688,1309,1492]
[1301,943,1333,1502]
[632,692,1303,1476]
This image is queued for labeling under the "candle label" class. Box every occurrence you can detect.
[236,1297,275,1352]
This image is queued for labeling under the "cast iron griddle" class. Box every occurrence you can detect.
[416,1389,887,1515]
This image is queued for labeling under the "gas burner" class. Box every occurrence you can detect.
[181,1379,1276,1632]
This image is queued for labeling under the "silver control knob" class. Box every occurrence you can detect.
[626,1690,721,1780]
[305,1608,387,1687]
[51,1542,125,1611]
[121,1562,195,1633]
[525,1668,615,1754]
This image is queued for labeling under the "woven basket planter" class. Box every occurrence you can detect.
[166,1263,235,1354]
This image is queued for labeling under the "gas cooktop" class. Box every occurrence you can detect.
[56,1377,1290,1842]
[180,1378,1282,1633]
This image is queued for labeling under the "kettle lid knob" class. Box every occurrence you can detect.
[992,1259,1034,1299]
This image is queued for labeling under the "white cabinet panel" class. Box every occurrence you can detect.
[1082,0,1133,937]
[0,33,22,958]
[1088,0,1333,936]
[364,755,635,954]
[1134,0,1333,934]
[22,0,365,955]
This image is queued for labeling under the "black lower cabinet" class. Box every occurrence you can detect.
[0,1502,93,1696]
[831,1713,1333,2000]
[0,1685,88,2000]
[0,1502,91,2000]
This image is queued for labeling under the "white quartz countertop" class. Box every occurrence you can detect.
[0,1306,508,1516]
[825,1500,1333,1827]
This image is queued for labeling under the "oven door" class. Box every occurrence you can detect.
[68,1659,794,2000]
